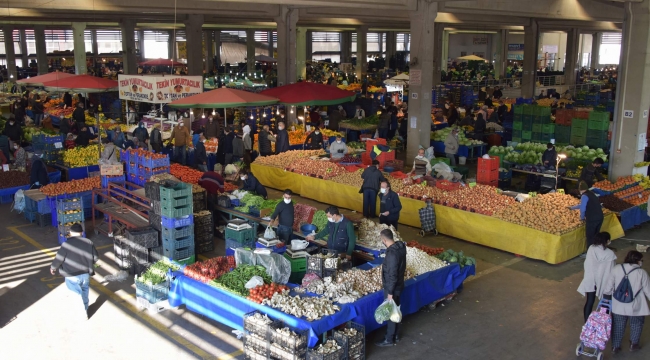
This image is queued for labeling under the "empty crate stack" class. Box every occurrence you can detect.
[56,198,85,244]
[153,181,196,265]
[477,156,499,187]
[124,227,160,274]
[23,190,52,227]
[194,210,214,255]
[571,118,588,146]
[32,134,64,165]
[586,111,610,148]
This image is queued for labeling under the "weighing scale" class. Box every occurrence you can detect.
[257,238,280,247]
[227,219,252,231]
[285,245,319,258]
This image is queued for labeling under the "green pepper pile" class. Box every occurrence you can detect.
[209,265,271,297]
[311,210,328,232]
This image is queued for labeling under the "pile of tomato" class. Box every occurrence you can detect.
[247,283,289,304]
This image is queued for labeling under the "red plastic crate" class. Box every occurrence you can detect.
[436,180,461,191]
[478,157,500,172]
[477,179,498,187]
[574,110,590,119]
[477,170,499,182]
[361,152,372,165]
[365,138,388,153]
[376,151,396,168]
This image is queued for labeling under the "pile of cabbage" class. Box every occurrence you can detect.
[490,142,608,165]
[430,127,484,146]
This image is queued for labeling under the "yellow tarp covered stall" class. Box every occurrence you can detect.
[249,163,625,264]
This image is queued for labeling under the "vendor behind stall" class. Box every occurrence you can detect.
[13,142,27,171]
[329,135,348,159]
[100,138,119,163]
[580,158,605,187]
[133,122,149,145]
[306,206,356,255]
[542,143,558,167]
[73,103,85,129]
[240,168,268,199]
[30,152,49,188]
[76,126,97,146]
[270,189,295,243]
[409,147,432,176]
[304,127,324,150]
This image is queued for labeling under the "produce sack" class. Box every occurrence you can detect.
[375,298,400,324]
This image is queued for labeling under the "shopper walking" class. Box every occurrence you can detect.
[378,109,391,139]
[50,223,99,320]
[378,181,402,229]
[168,121,192,165]
[360,160,386,218]
[577,232,616,322]
[232,132,244,164]
[375,228,407,347]
[258,125,275,157]
[205,115,221,139]
[444,128,460,166]
[196,135,208,172]
[270,189,294,243]
[306,206,357,255]
[275,121,290,154]
[570,181,605,255]
[605,250,650,354]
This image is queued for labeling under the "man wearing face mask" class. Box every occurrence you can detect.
[304,127,324,150]
[306,206,356,255]
[378,181,402,229]
[270,189,295,243]
[2,117,22,151]
[168,120,192,165]
[133,121,149,146]
[30,151,49,188]
[240,169,268,199]
[329,135,348,159]
[360,160,387,218]
[196,135,208,172]
[258,125,275,157]
[275,121,290,154]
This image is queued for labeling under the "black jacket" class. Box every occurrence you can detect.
[59,118,76,135]
[360,165,386,193]
[150,128,163,148]
[474,115,486,134]
[258,130,273,154]
[30,156,49,186]
[382,240,407,295]
[305,131,324,150]
[542,148,557,166]
[73,107,85,124]
[195,141,207,165]
[223,132,235,153]
[75,129,97,146]
[379,190,402,223]
[50,236,99,277]
[579,164,605,188]
[2,121,22,142]
[32,100,44,114]
[242,174,268,198]
[270,201,294,228]
[447,108,459,126]
[133,123,149,143]
[488,111,500,124]
[497,105,508,119]
[275,129,290,154]
[584,190,604,222]
[493,89,503,99]
[63,93,73,107]
[13,107,25,124]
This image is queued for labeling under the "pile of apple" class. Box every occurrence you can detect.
[435,185,515,215]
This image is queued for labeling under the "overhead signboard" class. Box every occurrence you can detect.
[473,36,488,45]
[508,44,524,51]
[118,75,204,104]
[508,54,524,61]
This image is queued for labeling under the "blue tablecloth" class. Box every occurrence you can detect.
[49,115,61,127]
[458,145,469,158]
[619,206,650,230]
[168,273,358,347]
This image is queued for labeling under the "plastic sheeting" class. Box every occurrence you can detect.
[234,248,291,284]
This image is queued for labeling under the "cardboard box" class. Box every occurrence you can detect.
[100,164,124,176]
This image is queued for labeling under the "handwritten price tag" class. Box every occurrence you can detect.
[54,142,63,149]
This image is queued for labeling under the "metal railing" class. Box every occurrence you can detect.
[439,78,520,91]
[536,75,567,87]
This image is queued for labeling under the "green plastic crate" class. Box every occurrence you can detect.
[225,227,256,243]
[522,131,532,140]
[284,254,307,272]
[522,120,533,131]
[541,133,552,142]
[511,136,522,143]
[587,129,608,139]
[588,118,610,131]
[430,157,450,166]
[571,126,588,138]
[555,125,571,136]
[570,135,586,146]
[532,124,542,133]
[542,124,555,134]
[513,113,523,122]
[532,106,552,116]
[571,118,588,130]
[588,111,610,122]
[522,105,534,116]
[514,105,524,115]
[532,132,542,142]
[159,182,191,200]
[512,130,522,139]
[586,137,608,148]
[170,255,196,266]
[513,121,523,130]
[533,115,551,124]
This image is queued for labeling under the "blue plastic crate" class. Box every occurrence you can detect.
[24,197,38,212]
[135,279,169,303]
[24,210,37,223]
[119,149,130,164]
[48,170,61,184]
[37,198,51,214]
[67,165,100,181]
[161,214,194,229]
[101,175,126,188]
[140,156,170,169]
[162,245,195,260]
[255,242,287,254]
[230,198,240,207]
[226,238,255,250]
[161,224,194,240]
[127,163,137,175]
[44,134,65,144]
[162,234,195,250]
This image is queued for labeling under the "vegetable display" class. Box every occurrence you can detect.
[599,195,635,212]
[183,256,235,283]
[435,185,516,216]
[234,193,265,213]
[247,283,289,304]
[406,241,444,256]
[170,163,203,184]
[311,210,328,232]
[436,249,476,268]
[430,126,484,146]
[210,265,271,297]
[253,150,325,168]
[137,260,180,285]
[40,176,101,196]
[260,198,283,211]
[286,158,346,179]
[62,145,104,167]
[0,170,32,189]
[405,246,449,275]
[357,218,402,249]
[262,290,340,321]
[494,193,584,235]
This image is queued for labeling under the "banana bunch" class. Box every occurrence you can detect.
[633,174,650,189]
[62,144,102,167]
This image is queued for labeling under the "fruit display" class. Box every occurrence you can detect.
[632,174,650,189]
[436,249,476,268]
[398,183,446,200]
[594,176,637,192]
[210,265,272,297]
[46,107,74,118]
[614,185,643,200]
[0,170,32,189]
[40,176,101,196]
[430,126,484,146]
[224,182,239,192]
[62,145,105,167]
[247,283,290,304]
[329,169,364,187]
[346,141,365,150]
[599,195,635,212]
[625,190,650,206]
[331,155,360,163]
[183,256,235,283]
[566,166,582,178]
[288,128,307,145]
[494,193,583,235]
[435,185,516,216]
[170,163,203,184]
[286,158,345,179]
[406,241,444,256]
[253,150,325,168]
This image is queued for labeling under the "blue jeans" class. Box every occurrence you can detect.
[363,189,377,218]
[277,224,292,243]
[65,273,90,311]
[174,146,187,165]
[34,113,43,126]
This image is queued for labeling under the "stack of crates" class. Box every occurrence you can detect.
[284,253,307,284]
[512,105,524,142]
[23,191,52,227]
[571,118,589,146]
[124,227,160,275]
[121,149,170,186]
[587,111,610,149]
[554,109,574,126]
[225,223,256,253]
[554,125,572,145]
[32,134,64,165]
[477,156,499,187]
[531,106,552,142]
[242,311,309,360]
[157,181,195,265]
[194,211,214,255]
[332,322,366,360]
[56,198,85,244]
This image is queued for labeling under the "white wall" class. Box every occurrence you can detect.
[540,32,567,71]
[448,33,491,60]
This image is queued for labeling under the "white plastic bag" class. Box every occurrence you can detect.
[12,189,26,213]
[245,276,265,289]
[375,298,400,324]
[390,304,402,323]
[264,226,276,239]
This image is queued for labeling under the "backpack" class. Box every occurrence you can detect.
[613,265,642,303]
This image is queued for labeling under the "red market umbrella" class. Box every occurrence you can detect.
[16,72,75,86]
[167,88,279,108]
[260,82,356,106]
[42,75,119,93]
[140,58,185,67]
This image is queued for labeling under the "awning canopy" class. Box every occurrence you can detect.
[260,82,357,106]
[42,75,119,93]
[16,72,75,86]
[140,58,185,67]
[167,88,278,108]
[384,73,410,85]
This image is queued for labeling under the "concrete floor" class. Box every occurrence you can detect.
[1,188,650,360]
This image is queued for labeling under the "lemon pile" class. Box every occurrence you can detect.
[62,144,119,167]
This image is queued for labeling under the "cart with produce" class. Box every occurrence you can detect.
[418,199,438,237]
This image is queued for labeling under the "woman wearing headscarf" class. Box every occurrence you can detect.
[242,125,252,165]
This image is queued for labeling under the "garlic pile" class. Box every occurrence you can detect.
[270,326,307,357]
[297,276,361,304]
[333,266,413,297]
[246,312,273,327]
[261,290,340,321]
[357,219,402,249]
[406,246,448,275]
[338,327,359,338]
[312,339,342,354]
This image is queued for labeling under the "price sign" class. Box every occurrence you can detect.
[54,142,63,149]
[2,164,9,172]
[324,120,329,126]
[306,125,312,132]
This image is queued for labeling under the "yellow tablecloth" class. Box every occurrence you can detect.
[249,163,625,264]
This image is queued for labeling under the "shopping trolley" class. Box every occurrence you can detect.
[418,199,438,237]
[576,298,612,359]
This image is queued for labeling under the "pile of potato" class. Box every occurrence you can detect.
[494,193,584,235]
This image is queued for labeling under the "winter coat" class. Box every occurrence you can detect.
[205,120,221,139]
[329,141,348,159]
[171,125,191,147]
[195,141,207,165]
[542,148,557,166]
[75,129,97,146]
[112,131,126,149]
[72,107,85,124]
[258,129,274,155]
[223,132,235,153]
[30,156,49,186]
[379,112,391,129]
[243,133,252,151]
[150,128,163,149]
[133,123,149,143]
[444,133,459,155]
[2,121,22,142]
[605,263,650,316]
[379,190,402,223]
[242,174,267,198]
[382,240,407,295]
[577,245,616,298]
[233,136,244,158]
[305,131,324,150]
[360,166,386,193]
[101,143,119,163]
[275,129,290,154]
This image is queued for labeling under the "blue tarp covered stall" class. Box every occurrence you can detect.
[618,206,650,231]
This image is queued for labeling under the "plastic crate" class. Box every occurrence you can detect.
[160,214,194,229]
[35,212,52,227]
[243,334,270,358]
[225,227,256,243]
[226,238,255,250]
[36,198,51,214]
[512,121,523,130]
[284,254,307,272]
[192,190,207,212]
[160,181,191,200]
[136,296,173,313]
[163,234,194,250]
[145,181,161,201]
[542,124,555,134]
[127,162,137,175]
[243,311,282,339]
[477,170,499,183]
[333,322,365,360]
[160,203,193,218]
[364,138,387,153]
[140,155,170,169]
[23,210,36,223]
[196,241,215,254]
[522,131,532,140]
[125,227,160,248]
[588,118,610,131]
[587,136,608,149]
[478,157,499,172]
[24,197,38,213]
[269,323,308,356]
[149,212,162,231]
[101,175,126,188]
[130,242,150,265]
[56,198,83,212]
[135,278,170,304]
[161,224,194,240]
[162,245,195,260]
[307,337,345,360]
[168,255,195,266]
[57,210,84,224]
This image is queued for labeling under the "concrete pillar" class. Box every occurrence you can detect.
[432,23,444,87]
[268,31,274,57]
[609,0,650,179]
[19,29,28,68]
[184,15,204,76]
[404,33,410,51]
[306,30,312,63]
[34,25,48,75]
[215,31,222,67]
[441,30,450,72]
[522,19,539,98]
[275,5,299,86]
[386,31,396,66]
[71,22,87,75]
[247,29,256,76]
[137,30,145,54]
[564,28,579,85]
[591,32,601,70]
[494,29,507,79]
[120,20,137,75]
[340,31,352,64]
[407,0,438,161]
[168,30,175,60]
[2,27,17,79]
[91,30,99,66]
[204,30,214,74]
[356,26,368,80]
[296,27,307,80]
